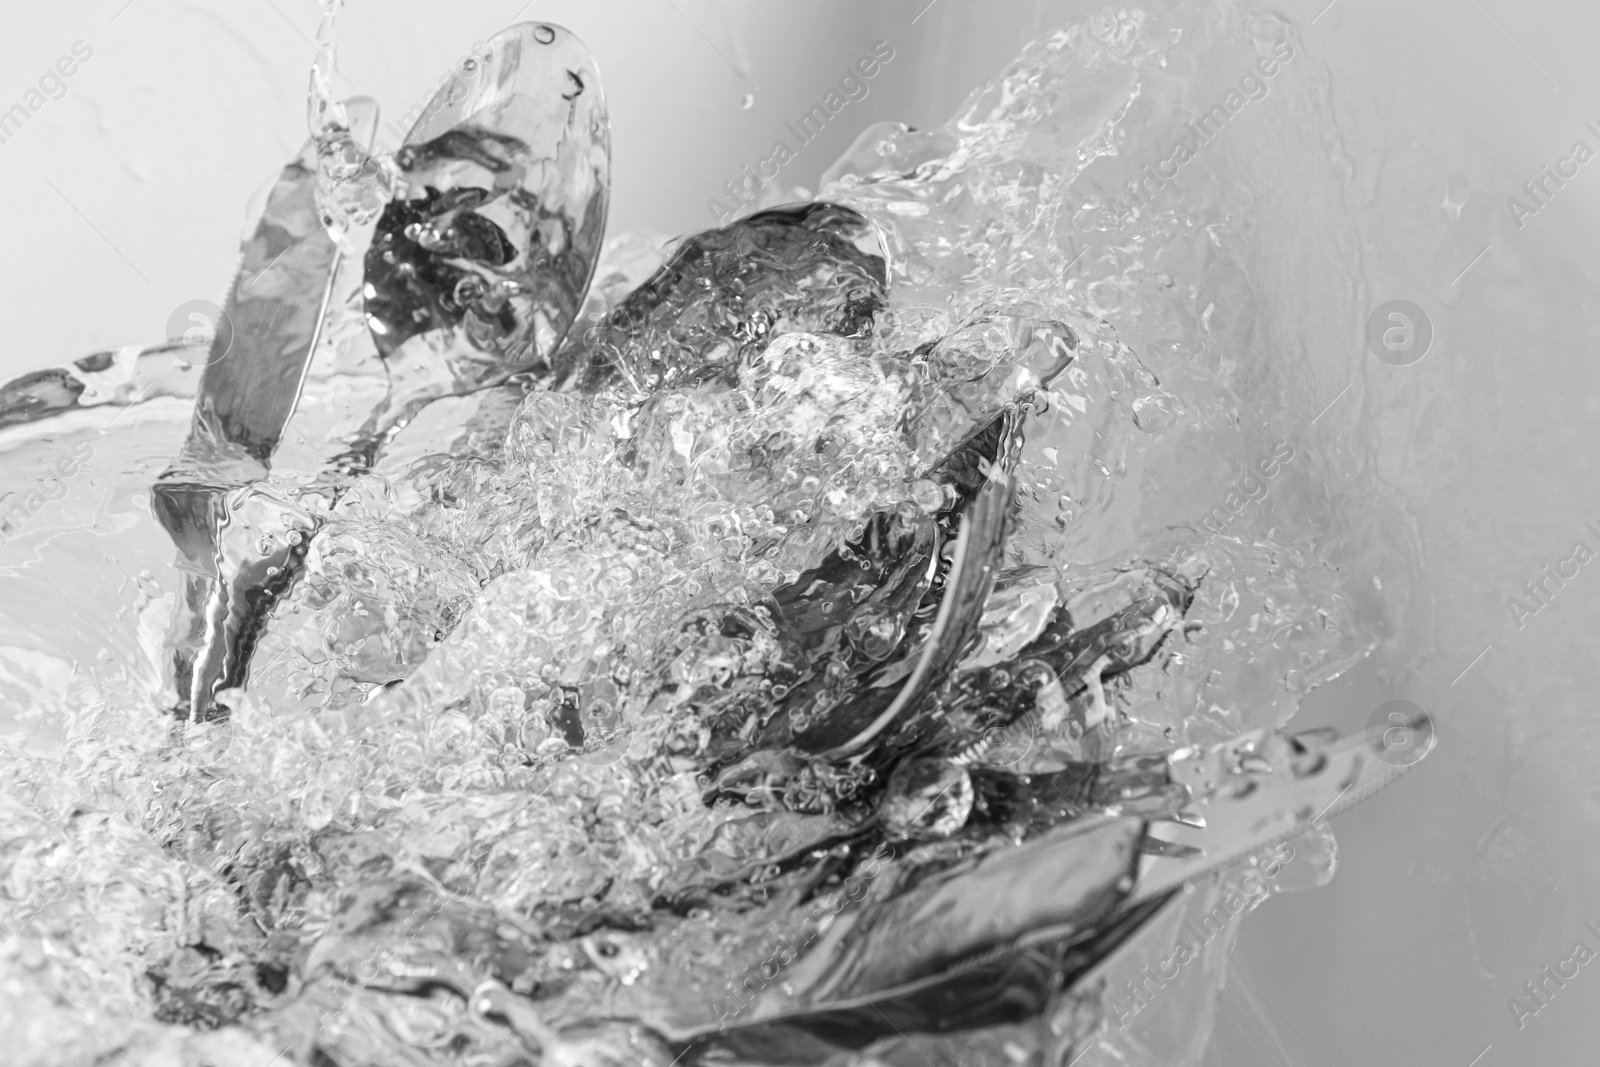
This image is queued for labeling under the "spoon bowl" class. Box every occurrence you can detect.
[359,22,611,461]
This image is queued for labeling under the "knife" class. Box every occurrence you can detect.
[151,128,346,725]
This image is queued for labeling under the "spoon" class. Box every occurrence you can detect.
[348,21,610,469]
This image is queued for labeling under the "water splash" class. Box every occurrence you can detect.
[306,0,394,247]
[0,2,1424,1064]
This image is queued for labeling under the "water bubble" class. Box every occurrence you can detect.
[845,609,903,661]
[911,478,947,514]
[973,710,1039,767]
[533,24,556,44]
[576,700,633,766]
[1131,394,1178,433]
[882,758,974,839]
[168,718,233,767]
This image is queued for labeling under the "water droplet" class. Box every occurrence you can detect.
[882,759,974,839]
[911,478,946,514]
[741,93,755,109]
[453,275,486,306]
[1131,394,1178,433]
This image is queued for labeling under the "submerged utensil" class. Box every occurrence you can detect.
[274,716,1425,1066]
[154,22,611,724]
[659,711,1429,1062]
[351,21,610,469]
[1129,713,1424,903]
[152,128,346,724]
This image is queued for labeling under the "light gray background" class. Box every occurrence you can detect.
[6,2,1600,366]
[3,2,1599,1066]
